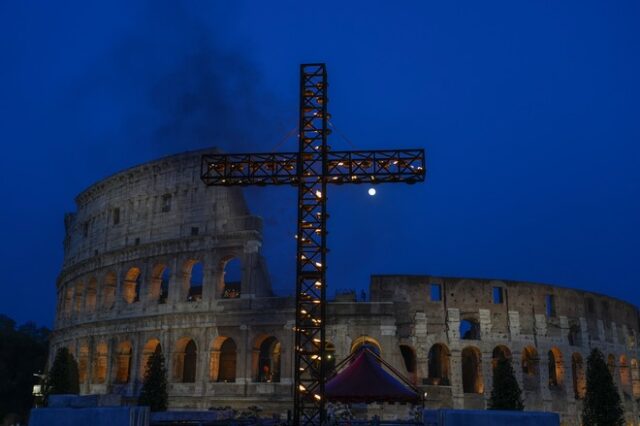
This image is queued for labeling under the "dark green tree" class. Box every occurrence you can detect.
[47,347,80,395]
[0,315,49,423]
[138,347,168,411]
[582,348,624,426]
[489,357,524,410]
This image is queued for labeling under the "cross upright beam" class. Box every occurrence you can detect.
[201,64,425,425]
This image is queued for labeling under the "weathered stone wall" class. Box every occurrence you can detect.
[51,151,640,424]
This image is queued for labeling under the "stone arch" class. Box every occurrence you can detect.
[140,339,161,379]
[220,256,242,299]
[210,337,237,382]
[175,337,197,383]
[150,264,171,304]
[492,345,512,371]
[427,343,450,386]
[631,359,640,398]
[255,335,281,382]
[78,344,89,384]
[619,355,630,393]
[115,341,133,384]
[350,336,382,355]
[183,260,203,302]
[459,319,481,340]
[122,267,141,304]
[548,347,564,389]
[92,342,108,384]
[102,271,117,310]
[74,282,85,314]
[399,344,417,384]
[461,346,483,394]
[571,352,585,399]
[85,277,97,313]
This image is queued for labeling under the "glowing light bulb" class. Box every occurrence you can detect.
[368,187,377,196]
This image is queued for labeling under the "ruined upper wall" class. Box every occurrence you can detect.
[62,149,259,271]
[370,275,640,336]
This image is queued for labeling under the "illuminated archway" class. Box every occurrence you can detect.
[548,347,564,389]
[461,346,483,394]
[427,343,450,386]
[115,341,133,384]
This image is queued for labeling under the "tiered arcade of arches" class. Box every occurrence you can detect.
[56,256,246,324]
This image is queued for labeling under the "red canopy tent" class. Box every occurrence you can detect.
[324,346,422,404]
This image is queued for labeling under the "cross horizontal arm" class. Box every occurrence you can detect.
[201,149,425,187]
[201,152,298,186]
[325,149,425,184]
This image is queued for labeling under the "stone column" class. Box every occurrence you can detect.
[195,329,208,394]
[201,256,217,304]
[241,240,262,298]
[579,317,589,348]
[449,349,464,409]
[238,325,251,387]
[481,350,492,407]
[168,257,181,305]
[539,349,552,411]
[280,321,295,385]
[447,308,460,342]
[508,311,521,340]
[479,309,492,340]
[114,265,125,311]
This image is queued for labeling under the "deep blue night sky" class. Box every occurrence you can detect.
[1,1,638,327]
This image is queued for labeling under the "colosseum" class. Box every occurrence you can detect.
[51,149,640,425]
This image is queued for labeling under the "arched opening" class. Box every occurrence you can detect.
[221,257,242,299]
[461,346,483,394]
[123,267,141,304]
[175,338,197,383]
[548,347,564,389]
[619,355,630,394]
[210,336,237,382]
[492,345,512,371]
[115,341,133,384]
[184,261,203,302]
[102,272,117,310]
[350,336,382,355]
[218,338,237,382]
[460,319,481,340]
[631,359,640,398]
[93,342,108,384]
[78,345,89,384]
[607,353,616,377]
[140,339,161,379]
[399,344,417,384]
[257,336,281,382]
[85,278,97,313]
[427,343,450,386]
[150,264,170,304]
[568,324,581,346]
[571,353,585,399]
[74,282,85,314]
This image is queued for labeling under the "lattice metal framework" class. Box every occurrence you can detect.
[201,63,425,425]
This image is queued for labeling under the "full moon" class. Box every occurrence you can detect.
[368,187,377,196]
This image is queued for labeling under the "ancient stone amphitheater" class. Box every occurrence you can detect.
[51,150,640,425]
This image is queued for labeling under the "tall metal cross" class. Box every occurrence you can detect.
[201,63,425,425]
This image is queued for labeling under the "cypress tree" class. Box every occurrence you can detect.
[489,357,524,410]
[47,347,80,395]
[582,348,624,426]
[138,347,168,411]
